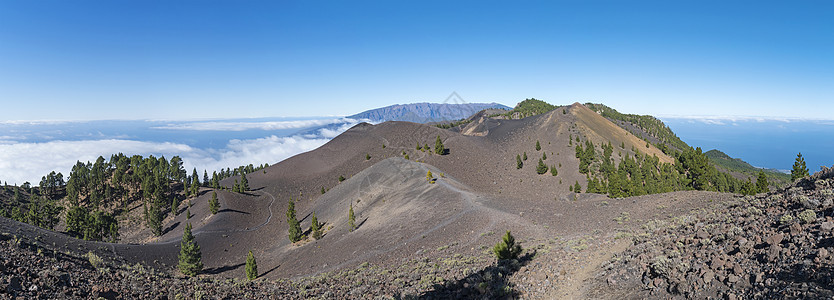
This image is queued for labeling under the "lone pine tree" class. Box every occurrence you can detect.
[287,199,302,242]
[434,136,444,155]
[348,203,356,232]
[792,152,809,181]
[516,154,523,169]
[535,140,541,151]
[178,223,203,276]
[245,250,258,280]
[209,191,219,215]
[493,230,522,260]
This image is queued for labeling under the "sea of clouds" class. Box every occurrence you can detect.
[0,118,363,185]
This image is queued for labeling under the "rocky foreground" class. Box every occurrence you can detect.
[592,167,834,299]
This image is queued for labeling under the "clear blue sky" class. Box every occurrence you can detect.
[1,0,832,121]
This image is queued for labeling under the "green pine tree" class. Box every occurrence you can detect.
[542,152,547,160]
[516,154,523,169]
[536,158,548,174]
[209,191,219,215]
[791,152,809,181]
[493,230,522,260]
[245,250,258,280]
[523,152,527,161]
[756,170,769,193]
[240,171,249,192]
[550,165,558,176]
[311,212,322,240]
[434,136,444,155]
[426,170,433,182]
[178,223,203,276]
[535,140,541,151]
[287,199,302,242]
[348,203,356,232]
[574,181,582,193]
[171,197,179,216]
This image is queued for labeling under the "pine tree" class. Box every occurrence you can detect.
[542,152,547,160]
[550,165,558,176]
[516,154,523,169]
[191,168,200,196]
[209,191,219,215]
[311,212,322,240]
[426,170,433,182]
[203,170,209,187]
[171,197,179,216]
[756,170,769,193]
[178,223,203,276]
[287,199,302,242]
[791,152,809,181]
[147,202,163,236]
[245,250,258,280]
[574,181,582,193]
[321,186,326,194]
[535,140,541,151]
[348,203,356,232]
[366,153,371,160]
[536,158,548,174]
[523,152,527,161]
[493,230,522,260]
[240,171,249,192]
[434,136,444,155]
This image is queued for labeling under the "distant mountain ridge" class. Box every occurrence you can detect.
[348,102,510,123]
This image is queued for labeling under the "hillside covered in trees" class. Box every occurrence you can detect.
[0,153,269,242]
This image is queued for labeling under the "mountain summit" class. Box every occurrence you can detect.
[348,102,510,123]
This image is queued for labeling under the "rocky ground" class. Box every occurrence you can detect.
[590,167,834,299]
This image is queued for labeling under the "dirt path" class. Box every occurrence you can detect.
[550,238,631,299]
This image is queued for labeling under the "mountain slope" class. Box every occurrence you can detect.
[348,102,510,123]
[706,149,791,185]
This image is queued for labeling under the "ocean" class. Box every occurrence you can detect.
[661,117,834,173]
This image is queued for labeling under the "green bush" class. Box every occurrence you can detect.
[798,209,816,224]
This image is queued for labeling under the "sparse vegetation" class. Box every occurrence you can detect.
[493,230,522,260]
[516,154,523,169]
[338,175,346,182]
[798,209,816,224]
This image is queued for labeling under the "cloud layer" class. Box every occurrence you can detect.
[0,121,359,185]
[152,118,359,131]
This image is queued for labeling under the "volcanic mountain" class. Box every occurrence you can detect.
[2,102,826,299]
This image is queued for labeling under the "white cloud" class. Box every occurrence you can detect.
[151,118,362,131]
[0,119,362,185]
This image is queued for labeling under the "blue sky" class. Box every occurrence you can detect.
[1,0,832,121]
